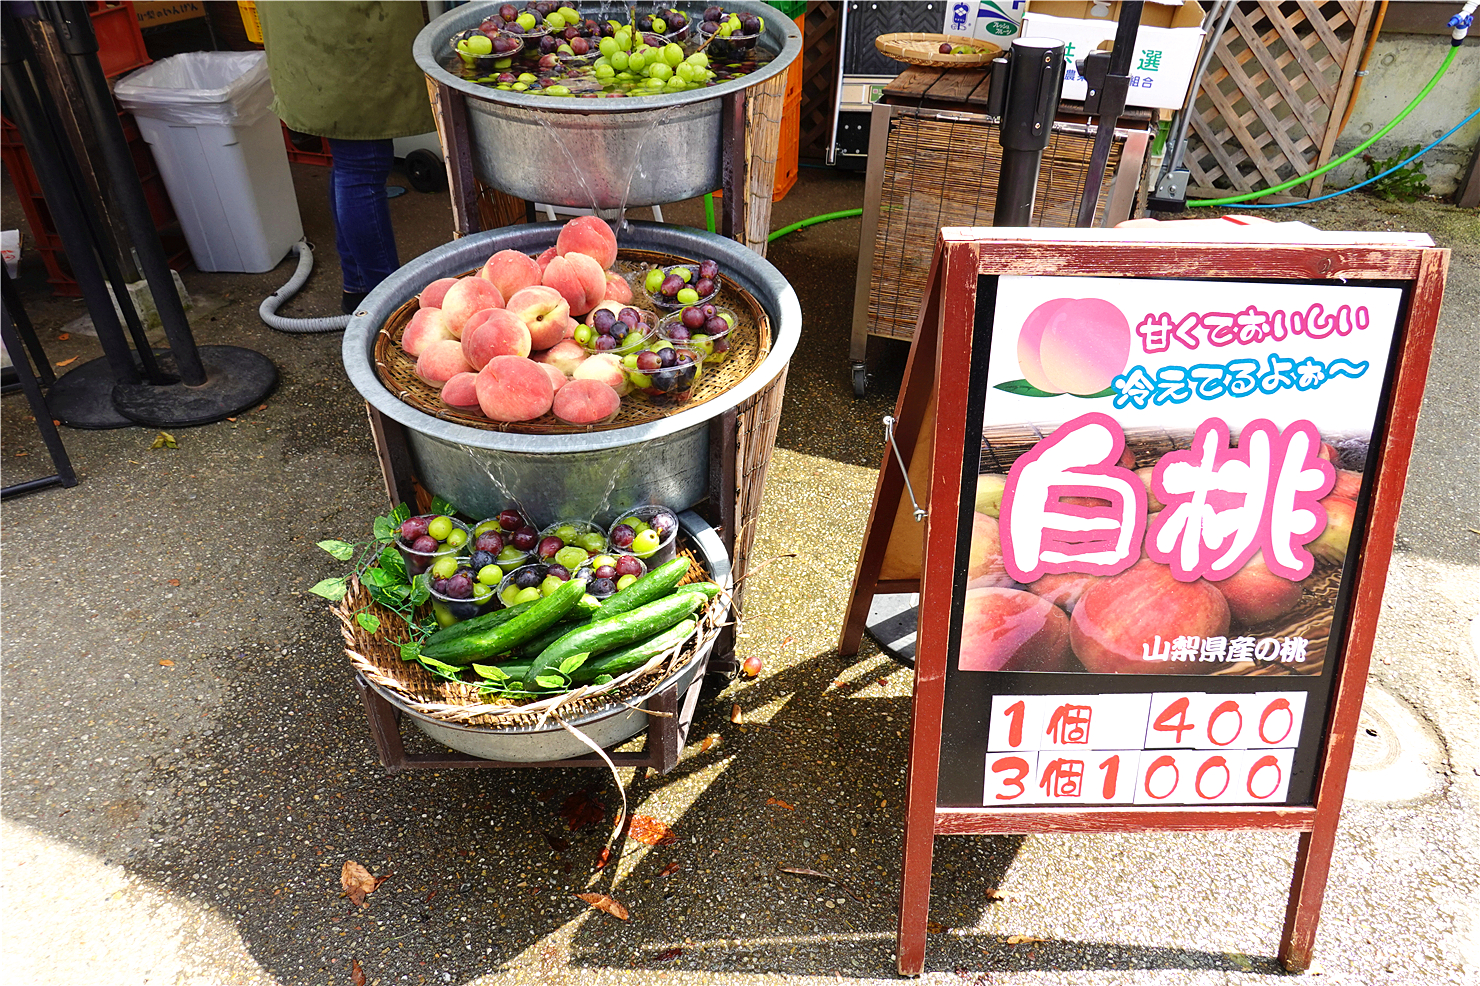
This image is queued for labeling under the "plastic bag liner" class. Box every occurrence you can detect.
[114,51,274,128]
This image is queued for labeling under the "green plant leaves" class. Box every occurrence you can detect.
[558,653,589,676]
[399,641,421,662]
[993,380,1116,399]
[378,545,408,584]
[535,674,567,689]
[429,495,458,517]
[473,663,510,681]
[357,612,381,634]
[317,539,356,561]
[309,577,349,601]
[408,573,431,606]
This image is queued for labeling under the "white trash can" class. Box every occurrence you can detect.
[115,52,302,273]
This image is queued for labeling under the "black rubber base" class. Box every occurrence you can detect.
[46,354,147,430]
[864,592,920,667]
[112,345,278,428]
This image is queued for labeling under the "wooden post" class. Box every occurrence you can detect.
[427,79,482,238]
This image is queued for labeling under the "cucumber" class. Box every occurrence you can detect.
[526,590,708,686]
[595,557,690,619]
[509,615,592,659]
[420,599,535,649]
[420,576,588,665]
[570,619,697,684]
[675,581,722,599]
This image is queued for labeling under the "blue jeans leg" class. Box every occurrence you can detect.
[326,138,399,295]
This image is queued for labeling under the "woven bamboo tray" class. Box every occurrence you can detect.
[372,249,772,435]
[337,539,726,729]
[876,33,1001,67]
[979,425,1350,678]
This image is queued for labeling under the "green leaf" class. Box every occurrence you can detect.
[361,566,392,589]
[593,674,614,685]
[418,655,465,679]
[993,379,1062,398]
[534,674,568,690]
[357,612,382,634]
[317,539,357,561]
[378,545,408,585]
[558,652,589,676]
[308,577,349,601]
[373,516,397,544]
[1072,386,1116,399]
[390,502,411,526]
[408,573,431,606]
[430,495,458,517]
[472,663,510,681]
[399,641,421,662]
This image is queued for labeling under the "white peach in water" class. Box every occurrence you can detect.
[1017,297,1131,396]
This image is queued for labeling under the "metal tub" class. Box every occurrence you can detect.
[380,511,729,761]
[413,2,801,208]
[342,221,800,529]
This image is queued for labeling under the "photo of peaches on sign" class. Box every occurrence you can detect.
[959,274,1407,677]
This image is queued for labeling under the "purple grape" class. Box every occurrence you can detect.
[470,550,495,572]
[635,351,661,372]
[592,308,617,333]
[594,334,618,352]
[593,564,617,580]
[667,325,691,342]
[474,531,504,554]
[610,524,636,548]
[446,573,474,599]
[432,576,449,594]
[651,510,677,537]
[644,32,664,47]
[618,307,642,327]
[711,335,730,354]
[704,316,728,336]
[660,274,684,297]
[539,34,559,53]
[699,258,719,280]
[512,525,538,551]
[401,516,431,542]
[513,566,545,589]
[700,20,718,36]
[703,6,723,22]
[546,563,571,580]
[505,22,525,35]
[636,14,653,29]
[681,306,706,330]
[694,277,715,297]
[658,347,677,368]
[412,535,439,554]
[591,577,617,596]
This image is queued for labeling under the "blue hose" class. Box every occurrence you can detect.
[1226,105,1480,209]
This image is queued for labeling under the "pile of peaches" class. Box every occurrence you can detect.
[399,215,699,426]
[961,443,1361,676]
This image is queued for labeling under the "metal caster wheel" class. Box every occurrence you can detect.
[852,363,868,397]
[404,149,444,193]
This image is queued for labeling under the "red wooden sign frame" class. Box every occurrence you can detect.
[839,230,1450,977]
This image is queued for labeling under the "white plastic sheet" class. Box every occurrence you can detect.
[114,51,274,127]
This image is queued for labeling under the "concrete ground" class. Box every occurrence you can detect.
[1,160,1476,986]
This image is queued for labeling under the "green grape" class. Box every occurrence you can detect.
[663,43,684,67]
[574,532,606,553]
[500,585,522,606]
[685,52,708,67]
[676,287,699,305]
[599,36,618,57]
[477,564,503,586]
[644,268,665,292]
[651,16,667,33]
[544,85,571,96]
[445,527,468,549]
[675,267,692,282]
[676,63,697,83]
[622,353,640,369]
[627,371,652,389]
[620,330,646,353]
[427,515,453,541]
[643,76,665,89]
[514,586,542,605]
[593,63,614,80]
[458,34,493,56]
[556,43,573,54]
[540,575,565,596]
[558,6,580,25]
[545,11,566,30]
[430,555,459,579]
[555,545,588,570]
[591,554,617,570]
[472,582,493,601]
[611,51,629,71]
[516,11,536,30]
[474,519,500,536]
[718,22,733,37]
[615,574,638,591]
[517,72,537,83]
[648,62,672,82]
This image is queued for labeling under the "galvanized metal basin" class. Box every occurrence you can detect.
[384,511,729,761]
[341,221,800,529]
[413,2,801,208]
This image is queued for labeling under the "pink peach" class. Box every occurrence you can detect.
[440,371,482,412]
[1332,468,1362,500]
[1214,550,1302,625]
[1069,559,1229,674]
[538,361,568,394]
[440,277,506,338]
[1028,570,1105,614]
[604,271,633,303]
[968,512,1014,587]
[475,355,554,422]
[556,215,618,269]
[480,249,542,300]
[462,308,533,369]
[415,338,473,388]
[1018,297,1131,396]
[573,352,631,396]
[542,252,607,316]
[536,339,587,377]
[504,285,572,350]
[1311,495,1356,565]
[535,245,558,273]
[401,307,455,357]
[959,587,1071,672]
[552,378,622,425]
[419,277,459,309]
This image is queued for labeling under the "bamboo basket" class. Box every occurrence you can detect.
[875,33,1001,68]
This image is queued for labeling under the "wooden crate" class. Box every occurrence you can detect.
[1185,1,1375,199]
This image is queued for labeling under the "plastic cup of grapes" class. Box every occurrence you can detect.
[625,341,704,405]
[658,304,737,365]
[608,505,680,565]
[497,561,587,609]
[643,260,721,311]
[395,514,470,578]
[536,520,608,568]
[575,305,655,357]
[426,556,500,628]
[585,552,647,600]
[470,510,538,573]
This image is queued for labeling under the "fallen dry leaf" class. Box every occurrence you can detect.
[766,797,793,810]
[782,635,794,647]
[159,659,174,667]
[698,734,718,753]
[1006,935,1046,945]
[730,703,743,724]
[657,862,680,878]
[544,833,571,853]
[168,579,180,587]
[57,332,70,341]
[927,921,947,934]
[340,861,390,906]
[777,865,834,882]
[576,892,629,920]
[628,815,676,846]
[654,947,683,962]
[536,786,559,803]
[560,788,605,831]
[56,357,78,367]
[593,846,611,870]
[350,957,366,986]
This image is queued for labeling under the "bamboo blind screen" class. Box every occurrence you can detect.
[867,114,1126,343]
[1185,1,1375,199]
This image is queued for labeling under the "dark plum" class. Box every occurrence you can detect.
[513,566,546,589]
[498,509,525,531]
[590,577,617,596]
[511,525,539,551]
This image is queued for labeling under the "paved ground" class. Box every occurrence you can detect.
[1,161,1476,986]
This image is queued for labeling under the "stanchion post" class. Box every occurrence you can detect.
[989,38,1066,227]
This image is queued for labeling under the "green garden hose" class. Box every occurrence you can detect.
[1188,45,1459,207]
[768,208,863,241]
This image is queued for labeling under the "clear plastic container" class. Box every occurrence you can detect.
[428,561,500,627]
[645,264,719,311]
[395,514,470,577]
[657,306,737,365]
[607,505,679,565]
[585,553,647,599]
[537,520,608,564]
[496,561,586,607]
[627,344,704,405]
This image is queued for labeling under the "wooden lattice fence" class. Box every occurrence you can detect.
[1186,1,1375,199]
